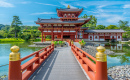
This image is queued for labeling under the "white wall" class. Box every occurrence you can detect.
[86,33,122,41]
[88,35,93,41]
[94,35,99,41]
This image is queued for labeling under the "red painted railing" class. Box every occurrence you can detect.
[9,44,54,80]
[71,44,108,80]
[75,39,81,42]
[66,39,71,46]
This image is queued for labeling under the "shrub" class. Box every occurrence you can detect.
[79,39,86,46]
[0,38,25,42]
[51,41,58,46]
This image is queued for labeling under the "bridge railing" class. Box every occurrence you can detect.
[71,44,107,80]
[8,44,54,80]
[66,39,71,46]
[75,39,81,42]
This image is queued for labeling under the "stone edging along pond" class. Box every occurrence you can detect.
[108,65,130,80]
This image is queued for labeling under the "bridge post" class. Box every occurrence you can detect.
[52,44,54,51]
[8,46,22,80]
[95,46,107,80]
[69,40,71,46]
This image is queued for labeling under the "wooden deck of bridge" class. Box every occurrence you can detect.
[29,46,88,80]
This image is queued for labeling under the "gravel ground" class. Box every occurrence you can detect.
[82,45,114,57]
[108,65,130,80]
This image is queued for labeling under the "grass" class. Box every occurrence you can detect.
[0,38,25,42]
[34,38,51,42]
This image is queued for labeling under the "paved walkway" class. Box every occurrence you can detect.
[29,46,87,80]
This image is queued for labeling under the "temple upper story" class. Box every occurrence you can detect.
[56,5,83,21]
[35,5,90,26]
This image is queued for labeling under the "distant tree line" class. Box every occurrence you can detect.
[81,14,130,38]
[0,16,41,41]
[0,15,130,40]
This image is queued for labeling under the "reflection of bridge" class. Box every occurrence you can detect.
[8,40,108,80]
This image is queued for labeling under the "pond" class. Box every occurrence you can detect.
[0,42,42,76]
[90,42,130,68]
[0,42,130,76]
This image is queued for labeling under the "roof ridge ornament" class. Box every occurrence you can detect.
[67,5,70,9]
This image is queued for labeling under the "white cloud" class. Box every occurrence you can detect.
[30,12,57,15]
[21,1,31,4]
[123,4,130,8]
[22,21,34,23]
[60,2,76,8]
[0,1,14,7]
[106,16,124,23]
[95,13,125,24]
[35,2,60,7]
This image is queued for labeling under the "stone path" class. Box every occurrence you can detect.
[29,46,87,80]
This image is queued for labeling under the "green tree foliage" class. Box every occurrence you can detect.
[1,25,10,31]
[118,20,130,38]
[81,14,97,29]
[105,25,119,29]
[118,20,129,30]
[0,24,5,30]
[0,30,6,38]
[95,25,106,29]
[10,16,22,38]
[122,27,130,38]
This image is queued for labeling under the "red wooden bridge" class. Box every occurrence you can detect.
[8,40,108,80]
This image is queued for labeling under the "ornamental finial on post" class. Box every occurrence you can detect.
[96,46,107,62]
[67,5,70,8]
[9,45,20,61]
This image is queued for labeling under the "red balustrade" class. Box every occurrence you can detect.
[75,39,81,42]
[66,39,71,46]
[9,44,54,80]
[71,44,108,80]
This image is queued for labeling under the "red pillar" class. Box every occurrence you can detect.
[51,24,54,41]
[95,61,108,80]
[99,33,100,41]
[61,24,63,41]
[121,33,122,41]
[41,31,43,42]
[76,30,77,40]
[104,33,105,41]
[95,46,108,80]
[83,30,84,38]
[9,46,22,80]
[93,33,94,41]
[44,34,45,42]
[116,33,117,41]
[110,33,111,41]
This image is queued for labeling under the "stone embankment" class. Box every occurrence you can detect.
[108,65,130,80]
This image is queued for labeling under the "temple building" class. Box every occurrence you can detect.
[35,5,125,42]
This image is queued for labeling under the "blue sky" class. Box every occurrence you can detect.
[0,0,130,26]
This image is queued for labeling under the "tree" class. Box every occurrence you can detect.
[0,24,5,30]
[10,16,22,38]
[105,25,119,29]
[95,25,105,29]
[81,14,97,29]
[118,20,129,30]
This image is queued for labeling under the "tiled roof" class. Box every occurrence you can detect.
[56,8,83,11]
[84,29,125,33]
[35,18,90,24]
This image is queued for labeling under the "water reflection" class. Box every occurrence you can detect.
[87,42,130,68]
